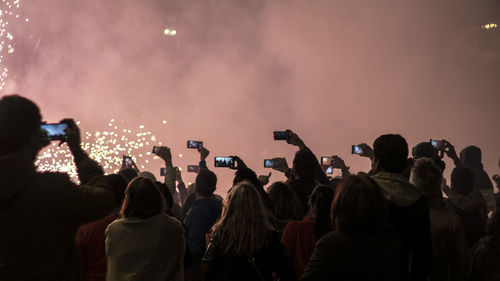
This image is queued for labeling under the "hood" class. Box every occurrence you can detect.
[0,152,37,209]
[372,172,422,207]
[194,196,222,217]
[460,146,493,190]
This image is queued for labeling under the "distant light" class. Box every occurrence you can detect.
[162,120,167,124]
[178,154,183,158]
[163,28,177,36]
[482,23,498,30]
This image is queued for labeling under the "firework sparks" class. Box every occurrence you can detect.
[35,119,161,182]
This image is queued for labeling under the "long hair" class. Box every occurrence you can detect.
[267,181,304,222]
[331,175,388,235]
[211,182,274,256]
[309,185,335,240]
[120,177,165,219]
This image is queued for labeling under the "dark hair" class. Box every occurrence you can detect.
[118,168,138,184]
[105,174,128,207]
[373,134,408,174]
[195,169,217,197]
[309,185,335,240]
[332,175,388,234]
[0,95,42,156]
[267,182,303,222]
[155,182,173,209]
[293,149,318,180]
[410,158,443,198]
[451,167,474,195]
[233,167,262,190]
[120,177,165,219]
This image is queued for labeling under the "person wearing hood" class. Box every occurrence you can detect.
[443,167,487,248]
[184,168,222,279]
[460,146,495,215]
[0,95,114,281]
[410,158,468,281]
[371,134,432,281]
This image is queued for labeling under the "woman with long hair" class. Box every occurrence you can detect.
[267,181,304,233]
[105,177,185,281]
[198,182,294,281]
[301,175,401,281]
[281,184,334,278]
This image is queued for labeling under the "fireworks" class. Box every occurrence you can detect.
[0,0,29,90]
[35,119,163,182]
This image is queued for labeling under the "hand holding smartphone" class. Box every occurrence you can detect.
[214,156,235,168]
[41,123,69,141]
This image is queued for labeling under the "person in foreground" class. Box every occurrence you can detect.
[105,177,185,281]
[301,175,401,281]
[0,95,114,281]
[198,182,295,281]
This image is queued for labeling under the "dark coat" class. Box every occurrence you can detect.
[0,153,114,281]
[300,230,401,281]
[201,232,295,281]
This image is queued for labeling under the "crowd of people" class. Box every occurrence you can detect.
[0,94,499,281]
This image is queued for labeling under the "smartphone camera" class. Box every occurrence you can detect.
[430,139,445,150]
[264,159,278,168]
[41,123,69,141]
[187,165,201,173]
[273,131,290,141]
[352,145,363,155]
[321,156,335,166]
[152,146,160,154]
[214,156,235,168]
[325,166,333,175]
[187,140,203,149]
[123,156,133,168]
[160,167,166,176]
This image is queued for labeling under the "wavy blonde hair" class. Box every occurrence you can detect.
[211,181,274,256]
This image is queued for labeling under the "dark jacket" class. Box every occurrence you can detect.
[372,172,432,281]
[185,196,223,258]
[289,177,316,215]
[468,236,500,281]
[0,152,114,281]
[426,198,468,281]
[300,230,401,281]
[201,232,295,281]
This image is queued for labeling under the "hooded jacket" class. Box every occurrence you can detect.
[460,146,494,191]
[0,152,114,281]
[372,172,432,281]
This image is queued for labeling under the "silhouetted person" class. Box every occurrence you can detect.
[468,193,500,281]
[184,169,222,279]
[267,181,304,233]
[301,175,401,281]
[444,167,487,248]
[233,164,273,213]
[75,174,127,281]
[105,177,184,281]
[0,95,114,281]
[371,134,432,281]
[199,182,295,281]
[282,185,334,278]
[411,158,468,281]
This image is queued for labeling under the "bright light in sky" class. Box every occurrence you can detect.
[163,28,177,36]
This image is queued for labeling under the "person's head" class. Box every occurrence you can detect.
[195,169,217,197]
[267,181,303,222]
[292,148,318,180]
[0,95,42,158]
[450,167,474,195]
[372,134,408,174]
[138,171,157,182]
[460,146,483,170]
[105,174,128,208]
[118,168,138,184]
[410,157,443,199]
[412,142,445,172]
[332,175,388,234]
[120,177,165,219]
[233,167,264,192]
[155,182,173,210]
[309,185,335,239]
[212,181,273,256]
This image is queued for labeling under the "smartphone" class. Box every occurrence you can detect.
[41,123,69,141]
[352,145,363,155]
[160,167,166,176]
[321,156,335,166]
[152,146,160,154]
[264,159,278,168]
[214,156,235,168]
[187,165,201,173]
[430,139,446,150]
[325,166,333,175]
[187,140,203,149]
[122,155,134,168]
[273,131,290,141]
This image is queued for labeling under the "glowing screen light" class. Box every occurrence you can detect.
[481,23,498,30]
[163,28,177,36]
